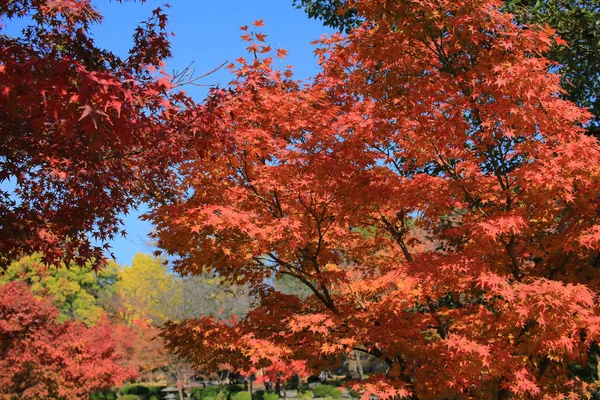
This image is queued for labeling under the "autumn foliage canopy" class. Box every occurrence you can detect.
[150,0,600,398]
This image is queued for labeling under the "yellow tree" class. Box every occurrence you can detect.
[114,253,182,325]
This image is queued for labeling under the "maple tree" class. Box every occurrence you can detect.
[150,2,600,399]
[0,0,199,269]
[0,281,137,399]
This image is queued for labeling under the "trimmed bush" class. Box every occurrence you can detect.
[204,396,216,400]
[252,390,265,400]
[203,387,219,398]
[147,386,166,396]
[226,384,244,395]
[298,391,314,400]
[192,387,220,400]
[123,385,151,396]
[120,395,139,400]
[232,391,252,400]
[216,392,228,400]
[313,385,341,399]
[263,392,279,400]
[90,391,116,400]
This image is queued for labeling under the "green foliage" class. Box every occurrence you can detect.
[225,384,244,395]
[297,391,314,400]
[284,375,302,390]
[263,392,279,400]
[252,390,266,400]
[313,385,341,399]
[90,391,117,400]
[216,392,228,400]
[120,395,140,400]
[148,386,166,396]
[92,385,165,400]
[123,384,151,395]
[291,0,360,32]
[191,387,203,400]
[204,397,216,400]
[231,392,252,400]
[195,386,219,399]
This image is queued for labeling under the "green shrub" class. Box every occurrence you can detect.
[90,391,116,400]
[123,385,151,396]
[191,387,202,400]
[192,387,219,400]
[204,396,216,400]
[231,391,252,400]
[313,385,341,399]
[226,384,244,395]
[147,386,165,396]
[298,391,314,400]
[263,392,279,400]
[120,395,139,400]
[216,392,227,400]
[203,387,219,398]
[252,390,265,400]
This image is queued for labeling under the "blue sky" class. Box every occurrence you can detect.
[90,1,333,266]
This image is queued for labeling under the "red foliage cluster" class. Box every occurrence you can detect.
[0,281,137,399]
[0,0,205,269]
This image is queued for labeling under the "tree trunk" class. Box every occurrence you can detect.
[355,350,364,380]
[347,350,364,380]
